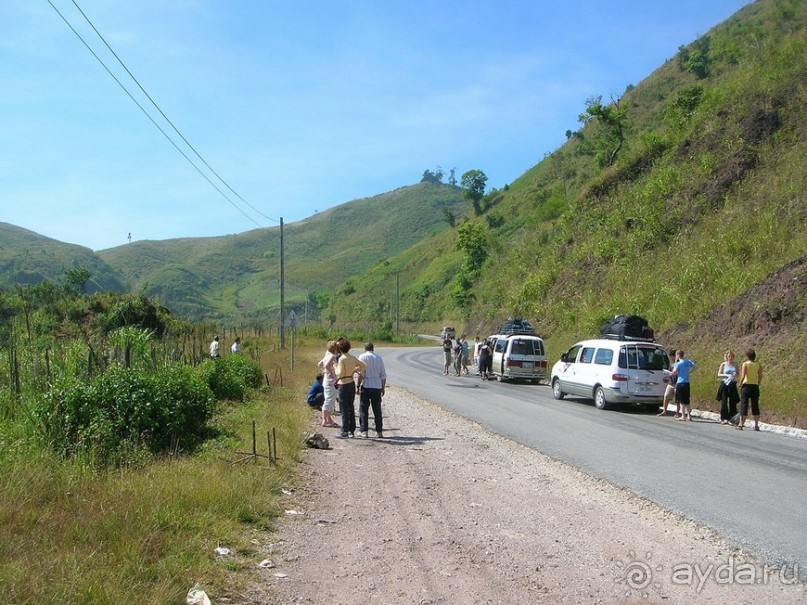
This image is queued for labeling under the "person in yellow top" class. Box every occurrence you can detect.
[737,349,763,431]
[334,339,367,439]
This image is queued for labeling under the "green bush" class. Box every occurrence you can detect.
[196,354,263,401]
[37,365,216,464]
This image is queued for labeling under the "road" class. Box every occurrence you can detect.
[381,345,807,570]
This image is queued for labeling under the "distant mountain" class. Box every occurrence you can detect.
[0,183,467,320]
[0,223,125,292]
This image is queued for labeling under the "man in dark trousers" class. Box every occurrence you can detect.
[357,343,387,438]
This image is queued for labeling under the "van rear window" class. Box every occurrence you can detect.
[618,346,669,370]
[511,339,544,356]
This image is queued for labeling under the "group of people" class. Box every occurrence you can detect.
[209,335,242,358]
[307,338,387,439]
[442,333,472,376]
[441,334,495,379]
[442,334,494,380]
[659,348,763,430]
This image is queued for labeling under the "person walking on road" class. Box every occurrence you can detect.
[460,335,470,375]
[442,335,453,375]
[453,338,463,376]
[357,343,387,438]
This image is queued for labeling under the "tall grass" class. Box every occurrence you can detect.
[0,340,315,605]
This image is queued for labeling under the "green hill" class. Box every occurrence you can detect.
[95,182,468,320]
[0,223,124,292]
[330,0,806,419]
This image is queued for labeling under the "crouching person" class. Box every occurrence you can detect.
[307,373,325,410]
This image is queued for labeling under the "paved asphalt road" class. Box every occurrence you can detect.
[379,345,807,570]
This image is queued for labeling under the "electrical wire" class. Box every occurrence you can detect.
[45,0,272,228]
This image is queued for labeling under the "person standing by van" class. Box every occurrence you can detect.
[460,335,470,375]
[717,349,740,425]
[673,350,696,422]
[737,349,763,431]
[478,339,492,380]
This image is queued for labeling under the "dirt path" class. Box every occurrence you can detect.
[248,388,804,604]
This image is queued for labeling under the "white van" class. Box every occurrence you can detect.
[550,338,670,410]
[489,334,547,383]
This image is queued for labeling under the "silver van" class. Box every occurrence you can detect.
[490,334,547,383]
[550,338,670,410]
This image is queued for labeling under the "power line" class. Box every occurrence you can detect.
[45,0,275,227]
[67,0,278,225]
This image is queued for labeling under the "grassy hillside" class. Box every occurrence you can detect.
[334,0,807,420]
[0,223,124,292]
[92,182,468,320]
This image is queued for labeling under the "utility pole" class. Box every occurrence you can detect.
[396,272,400,337]
[280,217,285,349]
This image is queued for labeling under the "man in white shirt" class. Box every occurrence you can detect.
[357,343,387,438]
[209,335,221,358]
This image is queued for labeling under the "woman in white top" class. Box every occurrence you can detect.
[716,349,739,425]
[317,340,339,428]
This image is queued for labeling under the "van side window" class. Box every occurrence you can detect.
[565,345,582,363]
[494,339,507,353]
[594,349,613,365]
[579,347,595,364]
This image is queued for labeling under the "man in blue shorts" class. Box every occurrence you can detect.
[673,350,696,422]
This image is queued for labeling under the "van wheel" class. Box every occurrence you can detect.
[496,374,504,382]
[594,386,610,410]
[552,378,565,400]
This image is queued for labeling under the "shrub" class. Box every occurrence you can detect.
[196,355,263,401]
[37,365,216,464]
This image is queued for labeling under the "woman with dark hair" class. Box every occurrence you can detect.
[477,339,492,381]
[334,339,366,439]
[737,349,763,431]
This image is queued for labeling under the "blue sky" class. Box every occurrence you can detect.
[1,0,753,251]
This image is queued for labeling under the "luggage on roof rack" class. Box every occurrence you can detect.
[599,315,654,341]
[497,317,537,336]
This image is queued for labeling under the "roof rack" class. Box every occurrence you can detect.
[499,328,538,336]
[602,334,656,342]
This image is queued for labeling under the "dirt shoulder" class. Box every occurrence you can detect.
[248,388,804,605]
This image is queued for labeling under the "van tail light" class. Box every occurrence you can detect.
[539,360,547,368]
[507,360,522,367]
[612,373,630,382]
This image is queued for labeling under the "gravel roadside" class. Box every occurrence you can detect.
[249,387,804,604]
